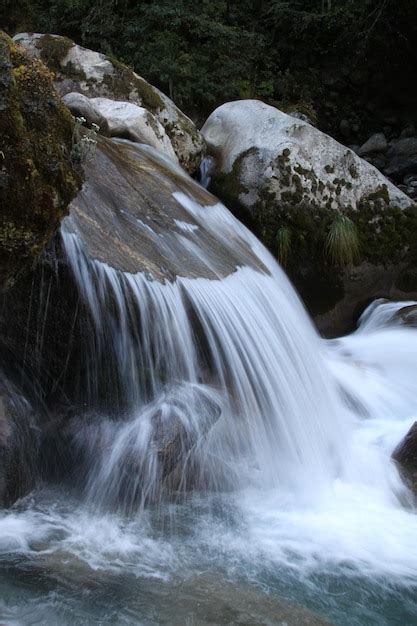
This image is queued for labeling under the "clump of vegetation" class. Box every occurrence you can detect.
[326,212,360,266]
[70,117,99,170]
[276,226,291,266]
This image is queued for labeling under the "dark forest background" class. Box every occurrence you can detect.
[2,0,417,140]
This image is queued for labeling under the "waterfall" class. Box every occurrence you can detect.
[3,140,417,625]
[59,143,358,511]
[199,155,215,189]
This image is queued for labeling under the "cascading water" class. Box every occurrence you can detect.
[199,155,215,189]
[2,140,417,625]
[60,172,353,508]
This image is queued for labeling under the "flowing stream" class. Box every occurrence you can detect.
[2,145,417,625]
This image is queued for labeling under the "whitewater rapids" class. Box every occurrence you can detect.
[1,143,417,624]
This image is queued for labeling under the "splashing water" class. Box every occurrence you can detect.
[2,143,417,624]
[199,155,215,189]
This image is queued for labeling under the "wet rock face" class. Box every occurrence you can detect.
[65,136,264,281]
[0,378,39,507]
[202,99,417,336]
[391,304,417,327]
[0,31,82,289]
[13,32,206,174]
[392,422,417,493]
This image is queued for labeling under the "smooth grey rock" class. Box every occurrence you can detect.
[201,100,411,218]
[90,97,177,161]
[289,111,314,125]
[385,137,417,178]
[404,174,417,186]
[0,377,39,508]
[393,421,417,495]
[401,125,416,139]
[62,92,110,135]
[359,132,387,156]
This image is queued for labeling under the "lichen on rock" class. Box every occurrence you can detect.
[0,31,82,289]
[202,100,417,335]
[13,32,206,174]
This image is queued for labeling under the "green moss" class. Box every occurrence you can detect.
[103,60,164,113]
[365,184,390,205]
[324,164,335,174]
[210,148,259,213]
[210,134,417,315]
[36,34,74,73]
[0,31,82,288]
[349,164,359,179]
[354,194,417,267]
[281,190,303,205]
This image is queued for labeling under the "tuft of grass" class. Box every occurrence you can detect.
[276,226,291,266]
[326,212,360,266]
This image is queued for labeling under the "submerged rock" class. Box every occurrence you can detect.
[202,100,417,336]
[0,31,82,289]
[392,422,417,494]
[0,377,39,507]
[13,32,206,173]
[391,304,417,327]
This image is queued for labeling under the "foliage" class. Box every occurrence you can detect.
[2,0,417,134]
[326,212,360,267]
[70,117,99,171]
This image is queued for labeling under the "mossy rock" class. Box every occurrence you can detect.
[14,33,206,174]
[0,31,82,289]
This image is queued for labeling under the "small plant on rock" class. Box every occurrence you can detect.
[70,117,99,170]
[276,226,291,266]
[326,212,360,266]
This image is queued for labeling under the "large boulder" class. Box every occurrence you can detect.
[0,31,82,289]
[88,97,177,161]
[202,100,417,335]
[13,33,205,173]
[0,136,265,413]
